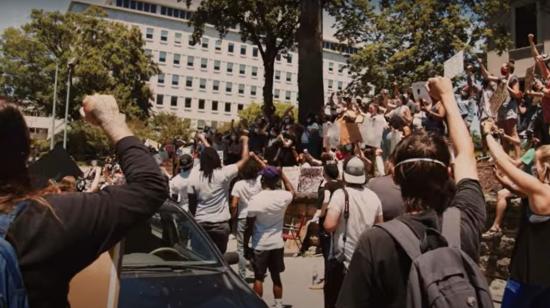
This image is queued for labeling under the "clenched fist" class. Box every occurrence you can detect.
[81,94,132,143]
[427,77,453,102]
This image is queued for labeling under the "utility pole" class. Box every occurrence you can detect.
[63,59,76,149]
[50,63,59,150]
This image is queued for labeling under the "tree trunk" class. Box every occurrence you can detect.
[297,0,324,124]
[262,52,276,120]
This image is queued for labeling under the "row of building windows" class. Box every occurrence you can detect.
[155,95,244,113]
[144,28,296,63]
[115,0,157,13]
[160,5,193,20]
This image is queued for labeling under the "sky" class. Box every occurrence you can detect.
[0,0,339,39]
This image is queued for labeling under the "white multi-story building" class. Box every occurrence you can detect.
[69,0,354,128]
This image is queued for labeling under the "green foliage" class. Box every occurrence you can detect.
[67,120,111,161]
[148,112,191,144]
[187,0,300,116]
[0,7,160,119]
[238,101,297,124]
[328,0,511,94]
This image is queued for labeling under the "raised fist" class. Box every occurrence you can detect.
[528,33,535,44]
[427,77,453,102]
[82,94,123,127]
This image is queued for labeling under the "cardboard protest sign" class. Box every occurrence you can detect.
[297,167,324,194]
[411,82,433,104]
[29,145,83,189]
[444,50,464,79]
[68,243,122,308]
[525,65,535,92]
[282,166,301,192]
[339,119,363,145]
[489,80,510,116]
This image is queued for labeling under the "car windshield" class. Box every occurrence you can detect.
[121,204,220,270]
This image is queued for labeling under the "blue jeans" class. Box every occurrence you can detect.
[501,279,550,308]
[236,218,247,279]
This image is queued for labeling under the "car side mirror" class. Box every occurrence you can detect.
[223,252,239,265]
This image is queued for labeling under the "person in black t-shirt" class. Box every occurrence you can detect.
[336,77,486,308]
[485,119,550,307]
[0,95,169,308]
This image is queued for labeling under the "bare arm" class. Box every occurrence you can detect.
[234,135,250,171]
[230,196,240,220]
[428,77,478,181]
[477,58,499,82]
[528,34,550,79]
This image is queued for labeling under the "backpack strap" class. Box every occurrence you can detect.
[0,202,29,239]
[376,220,422,260]
[442,207,461,249]
[342,187,350,244]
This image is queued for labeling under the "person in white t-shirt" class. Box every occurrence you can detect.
[169,154,194,211]
[230,158,262,279]
[188,134,250,253]
[323,155,383,308]
[245,166,296,308]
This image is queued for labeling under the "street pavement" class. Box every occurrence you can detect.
[227,237,324,308]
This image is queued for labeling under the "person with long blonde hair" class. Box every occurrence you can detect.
[0,95,168,308]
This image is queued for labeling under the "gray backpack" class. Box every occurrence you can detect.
[377,207,494,308]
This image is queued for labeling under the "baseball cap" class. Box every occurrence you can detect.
[179,154,194,170]
[261,166,281,181]
[343,156,366,185]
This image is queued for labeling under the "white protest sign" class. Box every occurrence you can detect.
[282,166,300,192]
[297,167,324,194]
[489,80,510,116]
[411,82,433,104]
[444,50,464,79]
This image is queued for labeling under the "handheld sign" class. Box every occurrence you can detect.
[411,82,433,104]
[444,50,464,79]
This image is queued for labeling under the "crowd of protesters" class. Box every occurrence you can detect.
[0,32,549,308]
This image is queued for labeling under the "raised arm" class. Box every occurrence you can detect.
[427,77,478,181]
[528,34,550,79]
[234,135,250,171]
[477,57,499,82]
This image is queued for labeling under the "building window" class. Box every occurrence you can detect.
[159,51,166,63]
[170,96,178,107]
[186,76,193,88]
[274,89,280,99]
[212,100,218,111]
[213,80,220,91]
[286,54,292,64]
[174,32,182,44]
[225,102,231,113]
[145,28,153,40]
[228,42,234,53]
[239,64,246,75]
[238,84,245,95]
[515,3,537,49]
[215,39,222,51]
[188,36,196,47]
[160,30,168,42]
[200,78,206,89]
[338,64,344,73]
[285,91,291,101]
[286,72,292,82]
[156,94,164,105]
[214,60,221,71]
[173,54,180,65]
[328,62,334,72]
[157,74,165,84]
[201,58,208,69]
[227,62,233,73]
[197,120,206,129]
[226,82,232,93]
[276,54,281,61]
[275,70,281,81]
[171,74,179,86]
[251,86,257,96]
[337,81,343,91]
[328,80,333,89]
[185,97,192,108]
[198,99,205,110]
[240,45,246,56]
[201,38,209,49]
[251,66,258,77]
[144,49,152,56]
[252,47,258,57]
[187,56,194,67]
[238,104,244,111]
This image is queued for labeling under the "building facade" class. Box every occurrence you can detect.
[487,0,550,78]
[69,0,353,128]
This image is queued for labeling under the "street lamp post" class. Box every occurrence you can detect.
[50,63,59,150]
[62,59,76,149]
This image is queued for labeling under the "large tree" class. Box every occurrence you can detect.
[328,0,511,94]
[0,7,160,119]
[186,0,300,119]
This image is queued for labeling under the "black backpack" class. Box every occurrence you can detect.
[376,207,494,308]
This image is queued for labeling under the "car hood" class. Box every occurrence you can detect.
[118,270,266,308]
